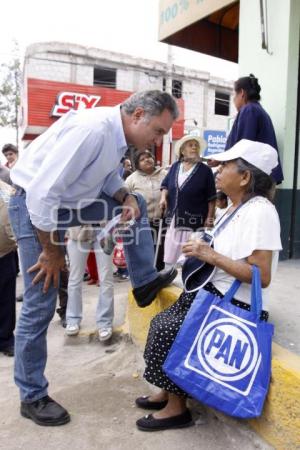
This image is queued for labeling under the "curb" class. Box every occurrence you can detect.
[249,342,300,449]
[127,285,182,346]
[127,287,300,450]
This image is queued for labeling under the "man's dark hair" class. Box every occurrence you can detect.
[122,90,179,120]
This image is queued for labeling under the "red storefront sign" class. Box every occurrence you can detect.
[51,92,102,117]
[23,78,184,141]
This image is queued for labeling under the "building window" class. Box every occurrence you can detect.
[172,79,182,99]
[162,78,182,98]
[215,91,230,116]
[94,66,116,88]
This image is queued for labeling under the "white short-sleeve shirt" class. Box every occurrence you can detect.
[211,196,282,309]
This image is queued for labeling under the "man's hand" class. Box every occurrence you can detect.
[121,194,140,221]
[113,187,140,222]
[28,248,66,293]
[28,228,66,293]
[182,238,215,264]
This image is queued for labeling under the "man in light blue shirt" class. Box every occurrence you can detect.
[9,90,179,426]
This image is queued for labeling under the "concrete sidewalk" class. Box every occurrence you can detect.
[0,275,274,450]
[268,259,300,354]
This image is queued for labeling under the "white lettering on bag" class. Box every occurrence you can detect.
[184,306,262,396]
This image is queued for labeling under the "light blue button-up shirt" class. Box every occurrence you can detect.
[11,105,128,231]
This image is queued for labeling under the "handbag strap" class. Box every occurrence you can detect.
[250,265,263,320]
[222,265,263,320]
[210,202,245,239]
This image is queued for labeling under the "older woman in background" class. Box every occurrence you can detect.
[125,150,167,271]
[160,135,216,267]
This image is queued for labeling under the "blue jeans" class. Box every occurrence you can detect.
[9,189,156,402]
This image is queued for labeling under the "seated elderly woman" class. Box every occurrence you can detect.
[135,139,282,432]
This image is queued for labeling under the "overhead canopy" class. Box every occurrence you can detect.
[159,0,239,62]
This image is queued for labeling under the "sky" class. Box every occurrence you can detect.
[0,0,238,160]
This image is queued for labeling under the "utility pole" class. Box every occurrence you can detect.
[162,45,173,167]
[14,67,19,146]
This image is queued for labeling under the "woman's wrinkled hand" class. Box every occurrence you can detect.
[182,239,215,264]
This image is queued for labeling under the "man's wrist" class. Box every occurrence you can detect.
[122,192,131,203]
[113,187,131,204]
[42,244,64,257]
[34,228,65,257]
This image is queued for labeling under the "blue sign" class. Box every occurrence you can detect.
[203,130,227,157]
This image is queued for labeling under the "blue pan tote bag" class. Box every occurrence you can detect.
[163,266,274,419]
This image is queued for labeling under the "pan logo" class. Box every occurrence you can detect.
[197,318,258,381]
[185,307,262,395]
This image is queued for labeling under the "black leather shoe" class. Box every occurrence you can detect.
[136,409,193,431]
[21,396,70,426]
[133,268,178,308]
[0,346,14,357]
[135,396,168,410]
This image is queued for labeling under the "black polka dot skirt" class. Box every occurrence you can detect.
[143,290,197,397]
[143,282,268,397]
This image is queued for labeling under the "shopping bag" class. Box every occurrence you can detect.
[113,238,127,268]
[163,266,274,419]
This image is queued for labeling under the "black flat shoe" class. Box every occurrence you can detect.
[21,395,70,426]
[0,346,14,357]
[135,396,168,410]
[133,268,178,308]
[136,409,194,431]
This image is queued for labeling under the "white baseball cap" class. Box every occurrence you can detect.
[206,139,278,175]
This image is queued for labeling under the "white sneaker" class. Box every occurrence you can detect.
[66,324,80,336]
[98,327,113,342]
